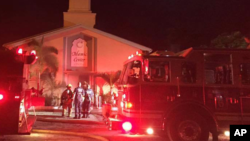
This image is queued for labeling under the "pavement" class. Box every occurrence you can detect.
[24,106,109,141]
[27,106,229,141]
[0,106,109,141]
[1,106,229,141]
[1,132,107,141]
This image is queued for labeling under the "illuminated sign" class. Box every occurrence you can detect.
[71,38,88,67]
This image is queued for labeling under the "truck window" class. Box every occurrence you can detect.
[119,64,128,84]
[181,62,196,83]
[240,64,250,84]
[122,60,141,84]
[204,53,233,84]
[144,61,169,82]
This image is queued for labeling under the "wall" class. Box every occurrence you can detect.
[82,30,141,72]
[17,28,145,102]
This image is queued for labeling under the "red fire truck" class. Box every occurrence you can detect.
[108,48,250,141]
[0,47,37,135]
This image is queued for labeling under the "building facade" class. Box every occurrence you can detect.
[3,0,151,105]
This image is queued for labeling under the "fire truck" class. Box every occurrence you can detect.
[107,48,250,141]
[0,47,37,135]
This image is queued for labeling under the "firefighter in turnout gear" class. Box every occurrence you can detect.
[82,82,94,118]
[61,84,74,117]
[73,82,84,119]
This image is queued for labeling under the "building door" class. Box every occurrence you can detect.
[79,75,89,85]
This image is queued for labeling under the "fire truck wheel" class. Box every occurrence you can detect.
[167,112,209,141]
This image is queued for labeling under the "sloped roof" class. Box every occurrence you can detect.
[3,24,152,52]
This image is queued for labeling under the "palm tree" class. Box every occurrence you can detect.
[101,71,121,89]
[27,38,59,98]
[100,71,121,103]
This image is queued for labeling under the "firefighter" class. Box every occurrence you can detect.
[73,82,84,119]
[82,82,94,118]
[61,84,74,117]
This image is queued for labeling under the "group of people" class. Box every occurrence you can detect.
[60,81,94,119]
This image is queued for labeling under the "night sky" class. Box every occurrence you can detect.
[0,0,250,51]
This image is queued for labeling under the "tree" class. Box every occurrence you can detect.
[27,38,60,100]
[210,31,248,49]
[99,71,121,104]
[101,71,121,88]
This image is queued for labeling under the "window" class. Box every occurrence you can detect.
[181,62,196,83]
[240,64,250,84]
[119,63,128,84]
[144,61,169,82]
[204,53,233,84]
[122,60,141,84]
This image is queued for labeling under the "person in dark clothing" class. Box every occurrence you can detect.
[73,82,84,119]
[82,82,94,118]
[61,84,74,117]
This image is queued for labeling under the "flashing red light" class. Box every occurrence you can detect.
[126,102,133,109]
[0,94,3,100]
[122,122,132,132]
[146,128,154,135]
[31,50,36,55]
[15,95,20,99]
[17,48,23,55]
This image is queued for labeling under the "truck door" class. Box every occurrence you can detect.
[203,53,241,127]
[141,60,171,111]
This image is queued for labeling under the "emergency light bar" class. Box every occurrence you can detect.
[17,48,23,55]
[30,50,36,55]
[15,48,37,64]
[128,51,142,59]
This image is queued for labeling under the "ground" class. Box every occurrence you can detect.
[0,107,230,141]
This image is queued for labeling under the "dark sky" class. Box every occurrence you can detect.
[1,0,250,51]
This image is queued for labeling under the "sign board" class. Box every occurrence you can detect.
[71,38,88,67]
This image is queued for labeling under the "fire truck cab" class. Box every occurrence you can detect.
[0,47,36,135]
[108,48,250,141]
